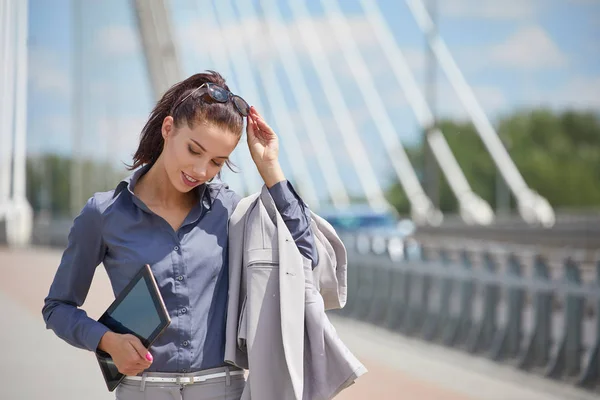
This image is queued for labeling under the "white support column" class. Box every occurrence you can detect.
[132,0,182,97]
[245,0,350,209]
[321,0,443,226]
[183,1,245,196]
[0,0,15,218]
[283,0,390,211]
[359,0,494,225]
[225,0,322,208]
[406,0,555,227]
[132,0,249,195]
[195,0,263,195]
[70,0,83,216]
[7,0,32,246]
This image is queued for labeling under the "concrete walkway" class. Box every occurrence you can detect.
[0,247,596,400]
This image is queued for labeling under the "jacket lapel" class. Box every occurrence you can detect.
[259,186,305,399]
[224,193,259,369]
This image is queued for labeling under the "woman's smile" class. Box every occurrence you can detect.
[181,171,200,187]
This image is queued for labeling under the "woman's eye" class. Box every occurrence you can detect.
[188,145,200,155]
[212,160,224,167]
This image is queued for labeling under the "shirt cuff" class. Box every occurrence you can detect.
[86,320,111,353]
[268,180,302,212]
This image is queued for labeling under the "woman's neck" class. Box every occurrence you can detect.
[135,161,196,209]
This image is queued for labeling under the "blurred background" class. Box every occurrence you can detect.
[1,0,599,399]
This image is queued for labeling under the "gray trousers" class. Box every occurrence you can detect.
[115,366,245,400]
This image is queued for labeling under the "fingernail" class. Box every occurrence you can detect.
[146,352,153,362]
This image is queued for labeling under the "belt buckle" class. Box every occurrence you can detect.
[176,376,193,386]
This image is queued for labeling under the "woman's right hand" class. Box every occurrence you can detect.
[98,331,153,376]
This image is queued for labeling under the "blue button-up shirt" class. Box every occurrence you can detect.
[42,165,318,373]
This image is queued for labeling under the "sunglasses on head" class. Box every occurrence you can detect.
[174,82,250,117]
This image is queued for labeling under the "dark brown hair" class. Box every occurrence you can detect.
[127,71,244,171]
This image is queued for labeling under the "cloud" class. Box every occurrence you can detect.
[560,77,600,109]
[437,83,509,118]
[527,75,600,110]
[441,0,537,19]
[179,14,379,66]
[28,48,70,97]
[28,115,72,154]
[489,26,567,70]
[95,25,140,57]
[453,25,568,72]
[97,115,145,163]
[566,0,599,4]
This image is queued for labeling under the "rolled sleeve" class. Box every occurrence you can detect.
[42,196,110,352]
[268,180,319,267]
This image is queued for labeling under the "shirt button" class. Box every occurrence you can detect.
[176,275,184,281]
[174,245,179,251]
[182,340,189,347]
[180,308,187,314]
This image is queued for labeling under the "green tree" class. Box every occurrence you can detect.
[26,154,124,217]
[386,108,600,214]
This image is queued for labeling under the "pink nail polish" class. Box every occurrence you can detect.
[146,353,153,362]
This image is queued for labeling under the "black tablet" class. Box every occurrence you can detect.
[95,264,171,392]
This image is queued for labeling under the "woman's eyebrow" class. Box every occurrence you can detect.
[190,138,229,159]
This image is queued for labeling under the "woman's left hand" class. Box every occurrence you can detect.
[247,106,285,187]
[247,106,278,165]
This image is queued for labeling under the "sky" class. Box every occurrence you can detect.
[26,0,600,200]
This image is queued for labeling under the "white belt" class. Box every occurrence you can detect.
[124,370,245,386]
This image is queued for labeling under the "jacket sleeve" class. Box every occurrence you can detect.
[267,180,319,268]
[41,196,110,352]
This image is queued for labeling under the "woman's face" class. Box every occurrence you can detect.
[161,116,240,193]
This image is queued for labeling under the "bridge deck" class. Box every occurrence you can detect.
[0,247,594,400]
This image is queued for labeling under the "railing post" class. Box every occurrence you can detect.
[354,253,377,321]
[565,259,584,378]
[519,254,552,370]
[466,252,499,353]
[423,248,450,341]
[490,253,524,360]
[443,249,474,346]
[458,250,475,344]
[419,247,433,338]
[367,248,395,325]
[384,240,411,330]
[547,258,584,379]
[401,247,430,335]
[578,259,600,388]
[508,254,525,358]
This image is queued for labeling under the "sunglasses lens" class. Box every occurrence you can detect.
[207,84,228,103]
[232,96,249,116]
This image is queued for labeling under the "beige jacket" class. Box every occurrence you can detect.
[224,186,367,400]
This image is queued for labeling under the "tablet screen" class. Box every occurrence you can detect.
[96,265,170,391]
[103,276,162,340]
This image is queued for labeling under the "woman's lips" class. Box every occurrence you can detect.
[181,171,200,187]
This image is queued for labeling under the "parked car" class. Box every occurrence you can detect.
[318,205,420,260]
[319,205,415,236]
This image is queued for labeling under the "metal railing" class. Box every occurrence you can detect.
[334,233,600,391]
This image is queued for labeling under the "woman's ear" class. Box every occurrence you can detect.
[161,116,174,140]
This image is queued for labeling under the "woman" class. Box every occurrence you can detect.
[42,71,318,399]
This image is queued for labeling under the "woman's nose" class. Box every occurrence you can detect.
[192,163,208,179]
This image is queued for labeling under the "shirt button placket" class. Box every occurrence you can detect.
[173,242,188,371]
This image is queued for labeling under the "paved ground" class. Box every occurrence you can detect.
[0,246,596,400]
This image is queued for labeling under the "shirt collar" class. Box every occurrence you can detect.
[119,164,217,210]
